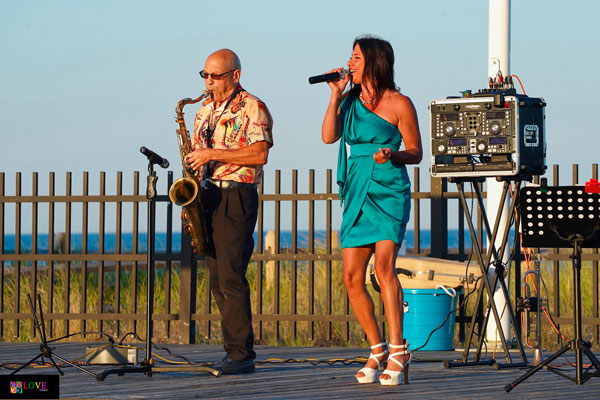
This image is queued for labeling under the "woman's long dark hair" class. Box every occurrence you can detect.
[348,35,398,109]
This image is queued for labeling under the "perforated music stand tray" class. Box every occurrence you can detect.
[506,185,600,391]
[520,185,600,248]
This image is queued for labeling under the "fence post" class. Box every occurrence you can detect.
[430,176,448,258]
[265,230,275,289]
[179,232,196,344]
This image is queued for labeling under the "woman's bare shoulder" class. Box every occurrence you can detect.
[387,90,415,112]
[387,90,411,102]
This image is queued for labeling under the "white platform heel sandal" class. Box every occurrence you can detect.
[355,342,388,384]
[379,341,411,386]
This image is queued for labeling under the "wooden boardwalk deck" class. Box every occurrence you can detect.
[1,342,600,399]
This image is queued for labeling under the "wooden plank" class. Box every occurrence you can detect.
[1,344,599,399]
[47,172,55,338]
[0,312,179,321]
[0,194,146,203]
[98,172,106,334]
[81,172,89,335]
[115,171,123,338]
[30,172,38,339]
[0,254,147,262]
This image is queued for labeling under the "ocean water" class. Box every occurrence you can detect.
[1,230,491,254]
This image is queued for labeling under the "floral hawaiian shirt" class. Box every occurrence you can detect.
[193,86,273,184]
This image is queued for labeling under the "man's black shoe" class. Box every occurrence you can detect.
[211,354,229,368]
[214,357,255,375]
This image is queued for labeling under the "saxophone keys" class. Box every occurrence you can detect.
[191,243,201,254]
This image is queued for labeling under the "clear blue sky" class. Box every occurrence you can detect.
[1,0,599,203]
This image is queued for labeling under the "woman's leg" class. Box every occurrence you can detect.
[342,245,387,375]
[372,240,409,377]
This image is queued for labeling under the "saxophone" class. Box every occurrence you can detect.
[168,91,212,255]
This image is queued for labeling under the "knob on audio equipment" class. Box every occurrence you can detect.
[477,140,488,153]
[444,123,456,136]
[490,121,502,134]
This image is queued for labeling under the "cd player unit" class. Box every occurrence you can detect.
[430,91,546,178]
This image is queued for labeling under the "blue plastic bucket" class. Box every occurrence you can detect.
[403,288,460,351]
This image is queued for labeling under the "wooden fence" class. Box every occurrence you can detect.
[0,165,599,346]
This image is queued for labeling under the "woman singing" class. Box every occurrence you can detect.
[321,35,423,385]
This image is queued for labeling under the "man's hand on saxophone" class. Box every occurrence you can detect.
[185,148,214,171]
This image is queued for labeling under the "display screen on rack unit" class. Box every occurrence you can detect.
[486,111,505,120]
[440,113,459,121]
[449,138,467,146]
[489,137,507,144]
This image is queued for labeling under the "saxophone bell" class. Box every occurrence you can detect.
[168,177,198,207]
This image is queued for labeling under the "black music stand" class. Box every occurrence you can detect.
[10,294,99,379]
[98,158,220,380]
[506,185,600,391]
[444,177,528,369]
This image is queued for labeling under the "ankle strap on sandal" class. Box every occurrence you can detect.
[370,342,387,350]
[388,343,410,355]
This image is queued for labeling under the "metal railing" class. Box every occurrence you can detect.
[0,165,599,345]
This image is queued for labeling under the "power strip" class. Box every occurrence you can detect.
[85,346,138,365]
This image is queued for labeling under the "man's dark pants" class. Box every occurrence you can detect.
[204,184,258,361]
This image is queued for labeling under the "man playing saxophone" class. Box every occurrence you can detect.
[185,48,273,375]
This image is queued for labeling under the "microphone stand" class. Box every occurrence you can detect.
[144,161,158,369]
[98,156,220,380]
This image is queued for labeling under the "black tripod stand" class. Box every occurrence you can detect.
[444,177,528,369]
[506,185,600,391]
[98,148,220,380]
[10,294,99,379]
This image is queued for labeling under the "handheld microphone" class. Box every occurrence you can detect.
[140,146,169,169]
[308,69,349,84]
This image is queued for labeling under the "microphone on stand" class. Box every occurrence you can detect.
[308,69,349,84]
[140,146,170,169]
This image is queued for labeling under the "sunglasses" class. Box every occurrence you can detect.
[199,69,237,80]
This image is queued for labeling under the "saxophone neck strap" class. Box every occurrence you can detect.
[206,87,244,147]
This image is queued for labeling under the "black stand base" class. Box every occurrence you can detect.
[10,294,99,380]
[505,340,600,391]
[97,362,221,381]
[444,359,495,368]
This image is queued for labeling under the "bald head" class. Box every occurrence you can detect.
[203,49,242,105]
[206,49,241,71]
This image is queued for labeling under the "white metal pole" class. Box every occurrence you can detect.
[486,0,511,346]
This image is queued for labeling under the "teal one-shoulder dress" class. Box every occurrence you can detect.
[337,95,411,248]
